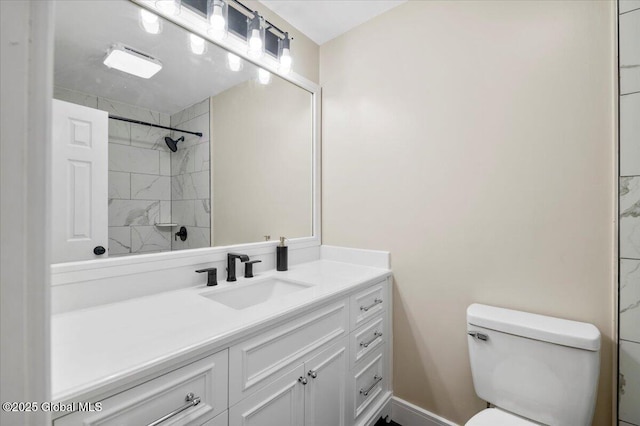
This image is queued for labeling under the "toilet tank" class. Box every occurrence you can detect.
[466,304,601,426]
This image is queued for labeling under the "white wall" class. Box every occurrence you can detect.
[321,1,616,424]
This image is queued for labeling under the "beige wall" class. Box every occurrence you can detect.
[211,77,313,246]
[245,0,319,84]
[320,1,615,424]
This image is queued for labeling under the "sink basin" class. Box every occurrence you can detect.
[200,278,312,310]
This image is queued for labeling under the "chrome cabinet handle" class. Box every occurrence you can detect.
[359,375,382,396]
[308,370,318,378]
[146,393,201,426]
[360,331,383,348]
[298,376,308,385]
[360,298,383,312]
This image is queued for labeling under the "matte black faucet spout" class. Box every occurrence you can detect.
[227,253,250,282]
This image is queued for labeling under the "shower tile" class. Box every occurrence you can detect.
[108,227,131,255]
[171,144,194,176]
[159,201,171,223]
[108,171,130,199]
[108,120,130,146]
[98,98,160,124]
[159,113,170,127]
[109,200,160,226]
[195,142,210,172]
[131,174,171,200]
[160,151,171,176]
[109,144,159,175]
[621,259,640,344]
[172,200,196,226]
[53,86,98,108]
[131,123,166,150]
[621,177,640,259]
[195,199,210,227]
[173,171,210,200]
[621,10,640,95]
[171,175,183,201]
[620,0,640,14]
[621,93,640,176]
[620,340,640,424]
[131,226,171,253]
[172,226,210,251]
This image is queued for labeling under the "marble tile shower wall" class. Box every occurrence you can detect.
[618,2,640,424]
[54,87,173,256]
[170,99,211,251]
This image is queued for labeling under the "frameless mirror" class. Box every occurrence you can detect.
[51,0,313,263]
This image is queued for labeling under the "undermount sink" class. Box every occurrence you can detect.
[200,278,313,310]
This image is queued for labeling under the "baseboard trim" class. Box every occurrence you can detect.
[391,397,459,426]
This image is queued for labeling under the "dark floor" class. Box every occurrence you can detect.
[373,417,402,426]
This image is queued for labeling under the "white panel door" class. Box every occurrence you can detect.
[229,363,305,426]
[51,99,108,263]
[304,337,349,426]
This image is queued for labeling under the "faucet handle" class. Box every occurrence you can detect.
[244,260,262,278]
[196,268,217,286]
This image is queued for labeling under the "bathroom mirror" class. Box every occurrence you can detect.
[51,0,314,263]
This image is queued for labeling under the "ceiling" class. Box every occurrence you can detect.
[257,0,408,45]
[54,0,259,115]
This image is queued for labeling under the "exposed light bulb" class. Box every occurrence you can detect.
[258,68,271,85]
[227,53,242,72]
[208,0,227,40]
[279,48,292,75]
[155,0,181,16]
[190,34,205,55]
[140,9,160,34]
[248,28,263,58]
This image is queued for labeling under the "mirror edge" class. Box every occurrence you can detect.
[51,0,322,277]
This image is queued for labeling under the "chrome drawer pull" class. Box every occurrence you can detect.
[360,331,382,348]
[360,298,383,312]
[360,375,382,396]
[146,392,201,426]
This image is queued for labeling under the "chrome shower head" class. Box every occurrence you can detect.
[165,136,185,152]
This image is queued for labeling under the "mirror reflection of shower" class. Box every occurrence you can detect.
[165,135,184,152]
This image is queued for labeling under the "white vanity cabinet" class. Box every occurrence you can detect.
[54,349,229,426]
[228,277,391,426]
[53,275,392,426]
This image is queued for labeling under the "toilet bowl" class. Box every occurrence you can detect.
[465,304,601,426]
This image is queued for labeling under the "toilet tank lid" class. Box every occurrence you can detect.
[467,304,600,351]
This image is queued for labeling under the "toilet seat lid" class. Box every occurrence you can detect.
[465,408,540,426]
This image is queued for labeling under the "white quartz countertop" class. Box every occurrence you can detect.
[51,259,391,402]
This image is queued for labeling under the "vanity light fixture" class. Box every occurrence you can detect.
[155,0,181,16]
[227,52,242,72]
[257,68,271,85]
[103,44,163,79]
[140,9,161,34]
[247,11,264,59]
[278,33,292,75]
[208,0,228,40]
[190,34,206,55]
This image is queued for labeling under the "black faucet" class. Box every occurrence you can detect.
[227,253,250,282]
[196,267,217,286]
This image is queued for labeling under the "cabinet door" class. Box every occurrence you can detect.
[229,363,305,426]
[304,337,349,426]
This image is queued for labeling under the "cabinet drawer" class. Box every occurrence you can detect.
[350,344,387,422]
[200,410,228,426]
[350,281,387,330]
[229,299,348,405]
[55,350,228,426]
[350,314,385,368]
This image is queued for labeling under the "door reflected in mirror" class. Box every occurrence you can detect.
[51,0,313,263]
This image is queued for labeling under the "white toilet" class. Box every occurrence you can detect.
[465,303,601,426]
